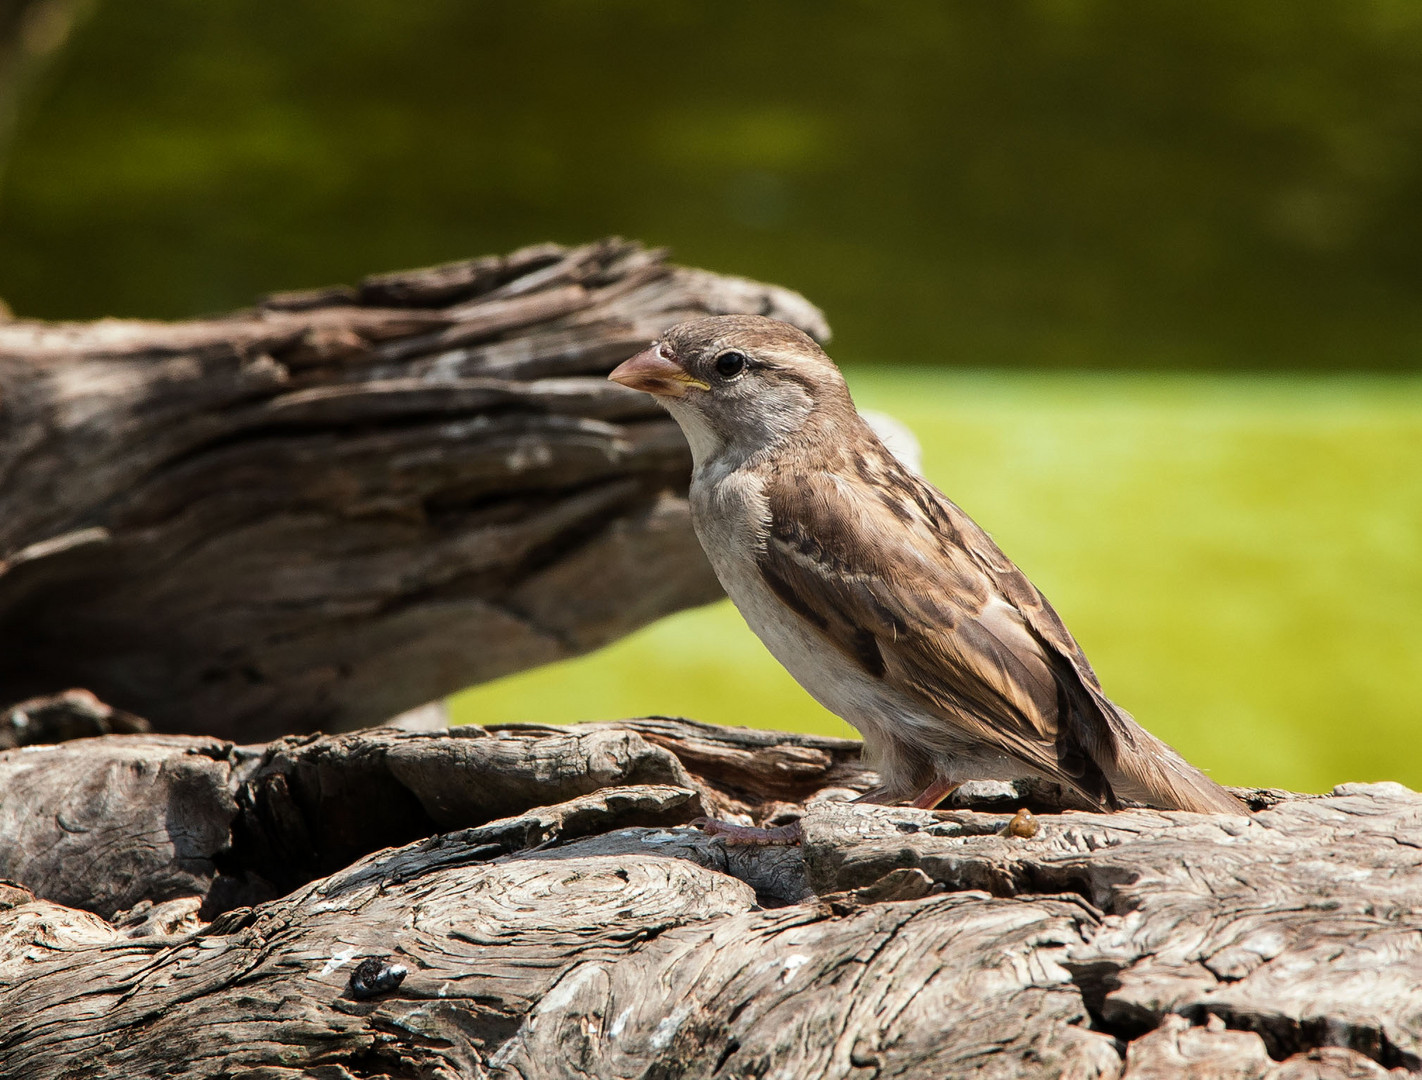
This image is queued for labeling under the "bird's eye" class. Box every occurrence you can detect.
[714,350,747,378]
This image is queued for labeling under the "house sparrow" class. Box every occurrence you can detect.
[609,316,1247,822]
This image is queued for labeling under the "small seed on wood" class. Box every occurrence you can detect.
[1002,808,1039,839]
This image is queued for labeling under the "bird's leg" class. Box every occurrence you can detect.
[909,780,960,810]
[690,817,802,845]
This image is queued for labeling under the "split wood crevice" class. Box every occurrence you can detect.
[0,711,1417,1080]
[0,238,827,740]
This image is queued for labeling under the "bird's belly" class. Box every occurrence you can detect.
[720,554,885,722]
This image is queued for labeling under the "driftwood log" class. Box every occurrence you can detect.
[2,241,1414,1079]
[0,239,827,740]
[0,712,1416,1079]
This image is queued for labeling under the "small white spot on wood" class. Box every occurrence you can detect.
[6,526,111,568]
[648,1003,691,1051]
[422,351,466,382]
[505,442,553,472]
[538,963,601,1015]
[319,947,356,976]
[608,1006,633,1039]
[780,954,810,984]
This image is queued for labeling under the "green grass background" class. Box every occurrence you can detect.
[450,368,1422,794]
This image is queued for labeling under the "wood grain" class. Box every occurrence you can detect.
[0,715,1415,1079]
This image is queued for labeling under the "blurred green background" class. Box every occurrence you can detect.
[2,0,1418,790]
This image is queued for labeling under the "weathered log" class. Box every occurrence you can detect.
[0,239,828,739]
[0,715,1415,1079]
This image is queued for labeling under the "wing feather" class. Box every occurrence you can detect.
[757,447,1116,805]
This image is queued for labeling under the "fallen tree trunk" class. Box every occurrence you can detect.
[0,714,1415,1079]
[0,239,828,739]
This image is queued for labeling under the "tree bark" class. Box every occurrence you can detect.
[0,713,1415,1080]
[0,239,828,739]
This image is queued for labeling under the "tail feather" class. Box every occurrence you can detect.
[1058,669,1247,815]
[1103,706,1248,814]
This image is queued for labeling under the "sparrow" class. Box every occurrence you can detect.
[609,315,1247,820]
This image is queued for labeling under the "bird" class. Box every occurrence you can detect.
[608,315,1248,827]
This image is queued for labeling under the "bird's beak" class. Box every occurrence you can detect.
[608,343,710,398]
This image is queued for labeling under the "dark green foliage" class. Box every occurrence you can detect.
[3,0,1422,369]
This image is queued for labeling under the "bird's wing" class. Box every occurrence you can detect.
[933,480,1107,692]
[756,449,1115,803]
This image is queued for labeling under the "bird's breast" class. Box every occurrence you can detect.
[688,468,902,733]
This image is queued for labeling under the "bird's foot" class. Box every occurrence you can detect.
[690,816,802,846]
[909,780,961,810]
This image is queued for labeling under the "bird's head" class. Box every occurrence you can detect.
[608,315,853,467]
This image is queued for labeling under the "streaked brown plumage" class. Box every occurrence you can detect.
[610,315,1246,815]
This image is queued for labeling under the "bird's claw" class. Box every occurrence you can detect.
[689,816,803,846]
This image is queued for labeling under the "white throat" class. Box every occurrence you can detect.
[662,383,815,483]
[662,398,725,471]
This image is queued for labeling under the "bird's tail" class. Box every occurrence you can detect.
[1101,703,1249,814]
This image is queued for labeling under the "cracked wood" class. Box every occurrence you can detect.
[0,239,828,738]
[0,715,1416,1079]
